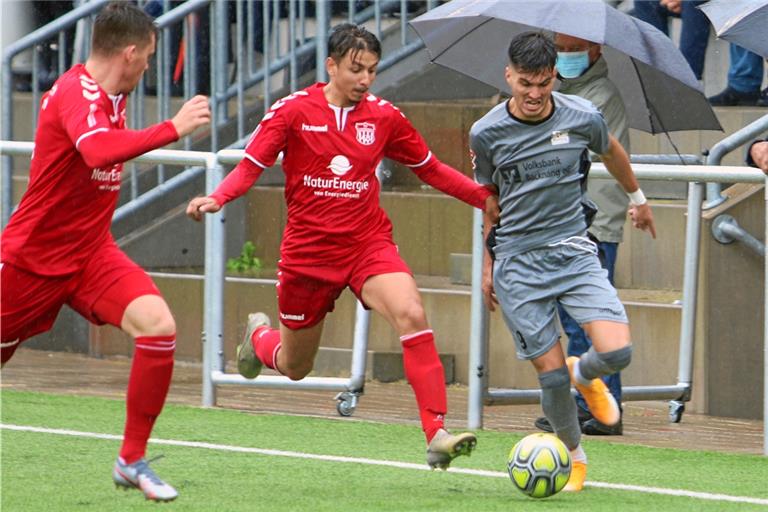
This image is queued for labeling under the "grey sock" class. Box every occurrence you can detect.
[578,345,633,380]
[539,366,581,450]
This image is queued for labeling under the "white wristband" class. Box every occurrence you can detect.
[627,189,647,205]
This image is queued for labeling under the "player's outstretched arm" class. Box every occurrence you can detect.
[171,95,211,138]
[600,135,656,239]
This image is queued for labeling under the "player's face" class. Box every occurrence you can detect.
[123,34,156,93]
[504,65,556,121]
[326,49,379,106]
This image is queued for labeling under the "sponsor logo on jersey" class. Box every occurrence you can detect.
[91,164,122,191]
[280,312,305,321]
[355,122,376,145]
[302,123,328,132]
[328,155,353,176]
[304,156,370,199]
[551,130,570,146]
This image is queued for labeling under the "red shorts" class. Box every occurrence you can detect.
[276,239,411,329]
[1,241,159,363]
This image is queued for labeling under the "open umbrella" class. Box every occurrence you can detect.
[410,0,722,133]
[699,0,768,59]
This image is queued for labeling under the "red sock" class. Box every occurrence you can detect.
[253,327,282,373]
[119,335,175,464]
[401,330,446,443]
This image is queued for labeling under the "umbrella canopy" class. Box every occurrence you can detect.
[699,0,768,59]
[410,0,722,133]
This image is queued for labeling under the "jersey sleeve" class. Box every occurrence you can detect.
[56,80,116,149]
[383,105,432,167]
[55,79,178,168]
[587,110,611,155]
[469,128,495,187]
[242,98,291,169]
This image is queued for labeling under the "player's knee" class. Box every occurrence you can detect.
[137,309,176,337]
[393,300,427,334]
[599,344,633,373]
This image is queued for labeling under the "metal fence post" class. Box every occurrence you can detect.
[468,208,488,429]
[202,153,225,407]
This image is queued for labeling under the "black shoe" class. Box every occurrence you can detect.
[534,408,592,433]
[581,416,623,436]
[708,86,760,106]
[757,88,768,108]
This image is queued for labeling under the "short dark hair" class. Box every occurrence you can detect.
[507,31,557,73]
[91,1,157,56]
[327,23,381,62]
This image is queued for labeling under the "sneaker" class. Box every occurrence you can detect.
[112,457,178,502]
[426,429,477,470]
[566,357,621,427]
[563,460,587,492]
[581,416,623,436]
[533,407,593,433]
[236,312,270,379]
[708,86,759,106]
[758,88,768,107]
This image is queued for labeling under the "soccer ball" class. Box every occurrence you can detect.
[507,433,572,498]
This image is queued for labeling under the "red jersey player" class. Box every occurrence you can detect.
[0,2,210,502]
[187,23,500,469]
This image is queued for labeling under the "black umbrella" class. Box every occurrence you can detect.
[700,0,768,59]
[410,0,722,133]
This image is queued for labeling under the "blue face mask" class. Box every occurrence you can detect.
[556,51,590,79]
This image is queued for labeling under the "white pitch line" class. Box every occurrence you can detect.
[2,423,767,506]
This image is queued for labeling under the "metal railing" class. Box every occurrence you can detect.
[2,140,766,454]
[2,0,434,228]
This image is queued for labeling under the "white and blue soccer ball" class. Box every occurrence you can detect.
[507,433,572,498]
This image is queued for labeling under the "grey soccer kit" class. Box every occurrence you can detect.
[471,92,628,360]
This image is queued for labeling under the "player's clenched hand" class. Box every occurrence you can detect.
[629,203,656,239]
[186,196,221,221]
[484,194,500,225]
[172,95,211,138]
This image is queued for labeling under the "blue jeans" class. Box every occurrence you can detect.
[631,0,710,80]
[557,241,621,414]
[728,44,764,93]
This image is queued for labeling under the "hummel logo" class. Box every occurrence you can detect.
[302,123,328,132]
[280,312,305,321]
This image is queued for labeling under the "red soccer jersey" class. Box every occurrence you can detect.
[213,83,482,266]
[1,64,177,276]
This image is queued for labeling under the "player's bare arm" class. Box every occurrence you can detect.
[749,141,768,173]
[600,135,657,239]
[484,193,501,225]
[171,95,211,138]
[481,212,498,312]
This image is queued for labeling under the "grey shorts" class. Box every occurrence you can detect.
[493,240,628,360]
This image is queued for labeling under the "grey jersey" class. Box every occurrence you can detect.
[471,92,610,259]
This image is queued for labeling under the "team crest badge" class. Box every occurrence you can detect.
[355,122,376,146]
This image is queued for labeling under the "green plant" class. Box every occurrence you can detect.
[226,241,263,275]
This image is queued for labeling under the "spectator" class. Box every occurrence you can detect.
[631,0,710,81]
[708,44,767,107]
